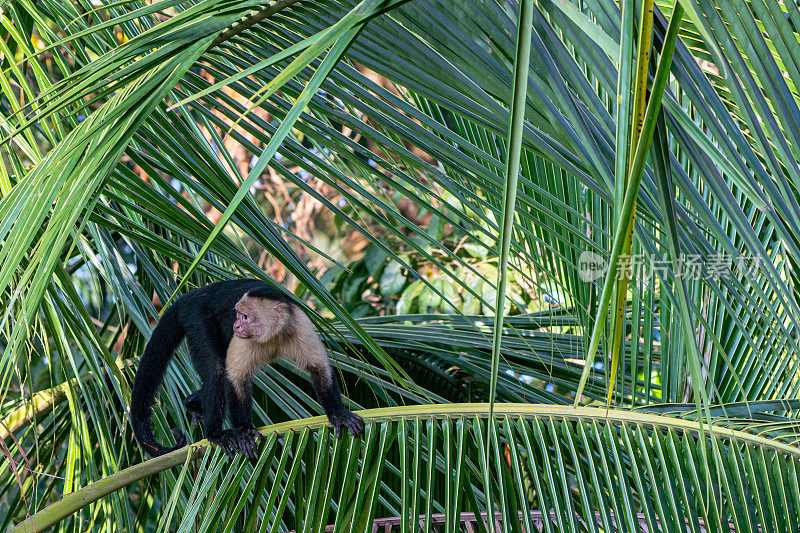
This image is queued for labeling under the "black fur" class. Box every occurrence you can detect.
[309,368,364,439]
[130,303,187,456]
[130,279,361,459]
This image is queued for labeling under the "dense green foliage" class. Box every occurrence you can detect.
[2,0,800,530]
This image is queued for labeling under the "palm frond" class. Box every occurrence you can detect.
[9,405,800,532]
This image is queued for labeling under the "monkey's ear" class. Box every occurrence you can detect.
[276,303,292,328]
[260,301,291,332]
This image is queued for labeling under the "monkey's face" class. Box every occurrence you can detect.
[233,299,264,340]
[233,295,291,343]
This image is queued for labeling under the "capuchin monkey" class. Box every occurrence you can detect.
[130,279,364,460]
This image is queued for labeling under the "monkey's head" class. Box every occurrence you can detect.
[233,295,291,343]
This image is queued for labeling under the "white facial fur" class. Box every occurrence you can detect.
[227,295,331,397]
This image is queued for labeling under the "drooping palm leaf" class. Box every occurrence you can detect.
[9,405,800,532]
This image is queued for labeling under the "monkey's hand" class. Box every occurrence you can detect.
[207,430,241,459]
[233,426,266,463]
[209,428,264,462]
[331,411,364,438]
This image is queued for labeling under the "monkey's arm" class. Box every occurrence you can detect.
[308,365,364,438]
[224,378,262,460]
[184,320,248,458]
[226,378,254,429]
[282,311,364,438]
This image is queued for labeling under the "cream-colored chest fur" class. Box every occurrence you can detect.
[226,336,279,390]
[225,304,332,396]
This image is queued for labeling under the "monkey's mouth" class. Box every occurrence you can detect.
[233,330,253,339]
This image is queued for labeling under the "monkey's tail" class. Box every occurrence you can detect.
[130,303,188,457]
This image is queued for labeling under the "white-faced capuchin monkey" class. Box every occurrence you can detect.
[131,279,364,460]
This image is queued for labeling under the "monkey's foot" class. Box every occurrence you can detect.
[170,428,187,448]
[183,392,203,428]
[331,411,365,439]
